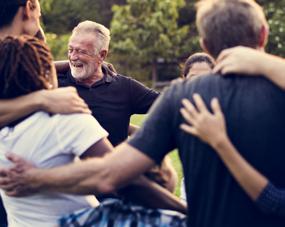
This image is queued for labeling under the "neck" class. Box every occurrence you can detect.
[76,65,104,87]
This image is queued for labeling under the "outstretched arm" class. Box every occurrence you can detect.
[180,94,285,216]
[0,143,186,213]
[214,46,285,90]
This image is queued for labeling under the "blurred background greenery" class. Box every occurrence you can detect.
[41,0,285,86]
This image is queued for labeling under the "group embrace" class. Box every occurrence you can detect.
[0,0,285,227]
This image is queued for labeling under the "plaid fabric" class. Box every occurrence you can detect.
[59,198,187,227]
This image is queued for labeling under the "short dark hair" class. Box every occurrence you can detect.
[0,0,29,28]
[183,52,215,78]
[196,0,268,58]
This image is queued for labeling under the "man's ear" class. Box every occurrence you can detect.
[99,50,108,62]
[258,25,269,49]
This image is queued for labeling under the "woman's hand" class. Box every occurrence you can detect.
[214,46,268,76]
[180,94,227,148]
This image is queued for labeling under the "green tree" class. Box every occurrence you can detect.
[41,0,126,34]
[110,0,191,83]
[259,0,285,56]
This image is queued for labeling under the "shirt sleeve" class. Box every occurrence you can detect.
[127,85,177,164]
[129,78,160,114]
[55,114,109,157]
[256,182,285,217]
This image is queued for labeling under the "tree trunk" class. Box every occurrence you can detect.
[152,61,158,88]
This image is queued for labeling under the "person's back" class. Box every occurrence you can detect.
[181,1,285,224]
[171,75,285,226]
[0,111,103,227]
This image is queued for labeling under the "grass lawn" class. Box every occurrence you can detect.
[130,114,183,196]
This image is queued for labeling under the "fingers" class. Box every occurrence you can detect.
[180,124,197,136]
[193,94,208,113]
[6,153,25,165]
[180,108,195,126]
[216,48,232,64]
[216,46,241,64]
[73,106,92,114]
[72,99,91,114]
[213,62,224,74]
[181,99,199,119]
[0,170,19,191]
[5,186,28,197]
[211,98,222,115]
[0,168,9,177]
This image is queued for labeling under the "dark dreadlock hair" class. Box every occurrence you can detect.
[0,0,37,28]
[0,35,54,99]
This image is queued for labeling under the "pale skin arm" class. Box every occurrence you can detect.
[179,94,268,200]
[0,87,91,128]
[214,46,285,90]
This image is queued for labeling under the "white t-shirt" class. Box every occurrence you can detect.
[0,112,108,227]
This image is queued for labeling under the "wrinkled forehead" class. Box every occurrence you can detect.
[68,33,96,49]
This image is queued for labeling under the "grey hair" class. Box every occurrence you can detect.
[72,20,111,54]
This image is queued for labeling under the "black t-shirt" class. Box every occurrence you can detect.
[128,75,285,227]
[58,66,159,146]
[0,197,7,227]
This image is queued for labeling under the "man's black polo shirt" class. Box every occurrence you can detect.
[58,66,159,145]
[129,75,285,227]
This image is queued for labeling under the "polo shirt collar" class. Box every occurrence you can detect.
[67,64,116,88]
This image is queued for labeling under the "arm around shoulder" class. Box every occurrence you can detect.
[0,91,43,127]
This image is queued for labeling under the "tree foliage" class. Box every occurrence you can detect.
[41,0,126,34]
[259,0,285,56]
[110,0,195,81]
[41,0,285,79]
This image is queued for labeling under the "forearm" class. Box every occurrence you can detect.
[213,135,268,200]
[260,53,285,90]
[26,158,112,195]
[118,175,187,214]
[0,92,42,127]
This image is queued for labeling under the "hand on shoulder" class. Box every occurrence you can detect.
[214,46,269,76]
[37,87,91,115]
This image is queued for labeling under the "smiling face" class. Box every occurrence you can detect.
[68,32,101,81]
